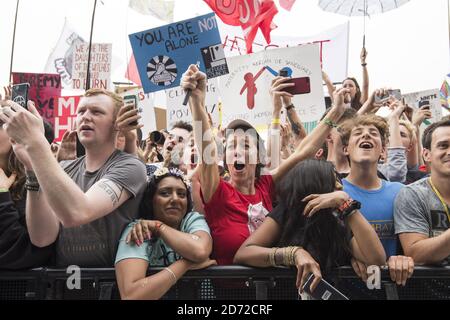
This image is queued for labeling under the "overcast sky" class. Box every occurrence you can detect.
[1,0,449,97]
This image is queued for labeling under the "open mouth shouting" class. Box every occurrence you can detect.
[233,161,246,172]
[359,141,374,150]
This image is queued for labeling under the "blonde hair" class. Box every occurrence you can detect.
[83,88,123,117]
[339,114,390,147]
[399,120,417,145]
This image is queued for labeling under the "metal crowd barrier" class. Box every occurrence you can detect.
[0,265,449,300]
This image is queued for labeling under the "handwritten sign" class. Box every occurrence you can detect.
[129,12,228,93]
[71,43,112,90]
[219,44,325,128]
[166,78,220,129]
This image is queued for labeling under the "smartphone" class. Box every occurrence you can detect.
[279,69,288,77]
[282,77,311,95]
[301,274,349,300]
[11,83,30,109]
[374,89,402,104]
[418,100,430,109]
[123,94,138,126]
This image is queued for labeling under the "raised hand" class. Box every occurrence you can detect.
[180,64,207,105]
[57,130,77,162]
[269,76,294,112]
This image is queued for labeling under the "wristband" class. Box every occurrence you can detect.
[361,63,367,66]
[271,118,281,125]
[323,117,338,128]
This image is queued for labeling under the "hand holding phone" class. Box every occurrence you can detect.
[374,89,401,104]
[301,273,349,300]
[281,77,311,95]
[11,83,30,109]
[123,94,139,126]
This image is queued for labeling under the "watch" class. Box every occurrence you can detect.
[338,199,361,219]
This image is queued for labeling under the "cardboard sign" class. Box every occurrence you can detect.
[403,89,443,123]
[53,96,81,142]
[129,12,228,93]
[12,73,62,125]
[165,78,220,129]
[220,22,350,84]
[71,43,112,90]
[219,44,325,128]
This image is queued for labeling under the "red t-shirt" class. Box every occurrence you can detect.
[202,175,275,265]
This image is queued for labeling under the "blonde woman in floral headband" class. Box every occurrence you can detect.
[114,167,215,300]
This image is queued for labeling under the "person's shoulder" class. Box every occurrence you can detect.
[383,180,405,191]
[109,150,146,169]
[181,211,210,232]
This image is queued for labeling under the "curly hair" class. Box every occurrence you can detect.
[139,167,193,219]
[339,114,390,147]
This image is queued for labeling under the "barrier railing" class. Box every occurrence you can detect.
[0,265,449,300]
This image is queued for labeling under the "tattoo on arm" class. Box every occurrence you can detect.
[98,180,124,207]
[286,109,301,135]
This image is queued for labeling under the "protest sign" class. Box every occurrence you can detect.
[44,19,85,89]
[219,44,325,128]
[165,78,220,129]
[129,12,228,93]
[53,96,81,142]
[403,89,443,123]
[71,43,112,90]
[12,72,62,125]
[220,22,349,84]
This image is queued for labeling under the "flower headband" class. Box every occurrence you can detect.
[152,167,191,188]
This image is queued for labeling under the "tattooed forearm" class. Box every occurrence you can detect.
[98,180,124,206]
[287,109,301,135]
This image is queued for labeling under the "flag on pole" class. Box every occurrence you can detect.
[203,0,278,54]
[44,19,85,89]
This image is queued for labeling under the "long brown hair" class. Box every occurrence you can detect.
[5,150,26,201]
[344,77,362,110]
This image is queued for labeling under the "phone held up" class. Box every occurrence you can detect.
[301,273,349,300]
[123,94,139,126]
[11,83,30,109]
[282,77,311,95]
[374,89,402,104]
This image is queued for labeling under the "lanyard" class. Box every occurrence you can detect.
[428,178,450,224]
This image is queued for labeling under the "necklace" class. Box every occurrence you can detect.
[428,178,450,224]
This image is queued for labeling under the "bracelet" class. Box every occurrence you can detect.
[285,103,295,111]
[164,267,177,285]
[25,183,40,192]
[361,63,367,66]
[155,221,166,236]
[269,247,278,267]
[323,117,338,128]
[271,118,281,125]
[0,188,9,193]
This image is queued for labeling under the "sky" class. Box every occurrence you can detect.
[0,0,449,100]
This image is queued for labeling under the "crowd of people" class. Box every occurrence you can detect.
[0,49,449,300]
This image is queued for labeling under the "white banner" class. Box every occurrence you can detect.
[71,43,112,90]
[219,44,325,129]
[165,78,220,129]
[403,89,443,123]
[118,88,157,138]
[219,22,349,84]
[44,19,85,89]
